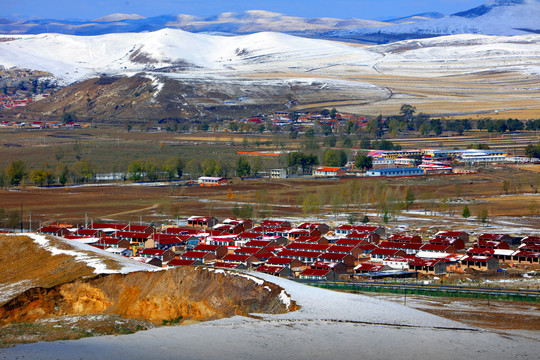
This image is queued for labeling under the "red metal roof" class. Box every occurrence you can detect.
[436,231,466,237]
[163,227,200,235]
[277,249,323,258]
[300,268,332,276]
[336,238,367,246]
[327,245,356,253]
[235,246,263,254]
[466,247,495,255]
[256,265,286,274]
[181,251,212,259]
[140,248,166,255]
[91,223,127,230]
[318,253,348,261]
[116,231,151,239]
[168,259,199,266]
[266,256,301,265]
[409,258,441,267]
[522,236,540,244]
[387,234,422,243]
[420,244,453,252]
[239,232,263,240]
[286,242,330,252]
[461,255,494,263]
[337,225,379,232]
[379,241,423,250]
[222,254,255,261]
[193,244,222,252]
[355,263,386,272]
[370,248,404,256]
[245,240,274,247]
[478,233,511,241]
[213,262,242,269]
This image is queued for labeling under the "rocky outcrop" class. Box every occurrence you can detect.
[0,267,295,325]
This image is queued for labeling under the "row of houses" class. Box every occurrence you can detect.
[37,217,540,281]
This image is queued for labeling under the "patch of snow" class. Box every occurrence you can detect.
[0,280,33,304]
[20,233,156,274]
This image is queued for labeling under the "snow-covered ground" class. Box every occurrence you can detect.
[1,29,539,84]
[1,268,538,359]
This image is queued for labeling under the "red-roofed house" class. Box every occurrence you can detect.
[297,223,330,235]
[429,237,465,250]
[387,234,422,244]
[276,249,322,264]
[167,259,203,268]
[295,236,329,244]
[162,227,200,235]
[435,231,469,243]
[139,248,174,263]
[336,225,385,238]
[460,255,499,270]
[237,232,264,242]
[193,244,228,259]
[222,253,259,266]
[259,220,292,229]
[255,265,293,277]
[336,238,368,247]
[419,244,456,254]
[213,261,247,270]
[345,232,380,244]
[354,263,392,274]
[74,229,105,238]
[378,241,423,255]
[299,268,336,280]
[370,248,406,262]
[521,236,540,245]
[244,239,279,248]
[187,216,218,228]
[313,167,346,177]
[213,223,245,235]
[472,239,510,250]
[318,253,355,268]
[310,261,348,274]
[180,251,216,264]
[92,238,130,249]
[408,258,447,275]
[326,244,361,258]
[383,256,414,270]
[286,242,330,253]
[466,247,495,257]
[266,257,305,269]
[223,218,253,230]
[478,233,514,246]
[38,226,70,237]
[288,228,321,240]
[123,224,156,234]
[512,251,540,264]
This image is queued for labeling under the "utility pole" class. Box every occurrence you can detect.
[20,201,23,232]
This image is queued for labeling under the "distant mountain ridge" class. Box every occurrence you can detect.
[329,0,540,42]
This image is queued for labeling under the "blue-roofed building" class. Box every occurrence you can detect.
[366,167,424,177]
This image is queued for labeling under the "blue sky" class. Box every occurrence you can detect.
[5,0,488,21]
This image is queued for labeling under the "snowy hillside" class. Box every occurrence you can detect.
[333,0,540,40]
[2,29,540,86]
[0,29,375,84]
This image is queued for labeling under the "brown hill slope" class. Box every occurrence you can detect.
[0,234,295,346]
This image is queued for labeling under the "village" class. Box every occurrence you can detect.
[32,216,540,283]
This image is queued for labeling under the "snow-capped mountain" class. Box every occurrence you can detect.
[330,0,540,42]
[0,10,390,36]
